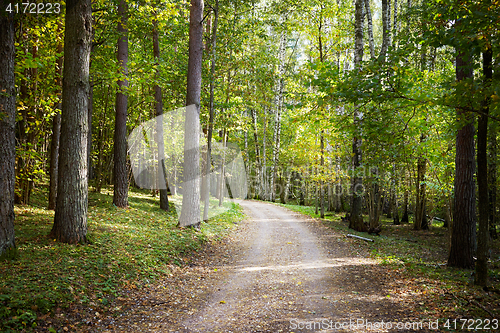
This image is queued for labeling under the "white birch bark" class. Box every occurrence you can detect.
[271,21,286,203]
[364,0,375,59]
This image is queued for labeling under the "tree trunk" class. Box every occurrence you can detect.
[320,132,325,218]
[203,0,218,221]
[95,85,110,193]
[448,49,476,269]
[368,180,382,229]
[415,151,428,230]
[488,120,497,238]
[48,39,63,210]
[113,0,129,208]
[282,170,292,204]
[364,0,375,59]
[271,21,286,203]
[379,0,391,62]
[393,0,398,49]
[51,0,92,244]
[218,129,226,207]
[251,109,262,200]
[153,17,169,211]
[475,46,492,287]
[350,0,366,232]
[262,111,268,200]
[179,0,203,227]
[401,187,409,223]
[0,8,16,258]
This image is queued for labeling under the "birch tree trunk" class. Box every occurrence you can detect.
[271,19,286,203]
[364,0,375,59]
[251,109,262,200]
[379,0,392,62]
[393,0,399,49]
[179,0,204,227]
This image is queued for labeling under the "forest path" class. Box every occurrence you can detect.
[99,201,414,332]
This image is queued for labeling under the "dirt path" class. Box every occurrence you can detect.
[97,201,423,332]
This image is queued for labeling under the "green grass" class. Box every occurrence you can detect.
[0,185,243,332]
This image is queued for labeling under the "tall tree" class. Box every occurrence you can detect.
[179,0,204,227]
[153,15,169,211]
[51,0,92,244]
[350,0,367,232]
[448,46,476,269]
[203,0,219,222]
[364,0,375,59]
[48,34,63,210]
[476,45,492,287]
[270,15,287,203]
[113,0,129,208]
[379,0,392,61]
[488,120,497,238]
[0,4,16,258]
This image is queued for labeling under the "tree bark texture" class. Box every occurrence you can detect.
[51,0,92,244]
[203,0,218,221]
[48,39,63,210]
[0,7,16,258]
[113,0,129,208]
[320,133,325,219]
[218,129,226,207]
[488,120,497,238]
[153,18,169,211]
[475,46,492,287]
[271,21,286,203]
[350,0,366,232]
[179,0,203,227]
[364,0,375,59]
[251,109,262,200]
[415,151,428,230]
[401,188,409,223]
[262,112,268,200]
[448,49,476,269]
[379,0,391,61]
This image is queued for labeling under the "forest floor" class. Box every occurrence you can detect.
[3,194,500,332]
[70,200,499,332]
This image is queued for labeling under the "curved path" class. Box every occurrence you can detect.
[99,200,415,332]
[177,200,397,332]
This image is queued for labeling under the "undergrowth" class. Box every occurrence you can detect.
[0,185,242,332]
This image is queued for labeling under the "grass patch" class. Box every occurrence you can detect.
[0,185,243,332]
[277,202,500,319]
